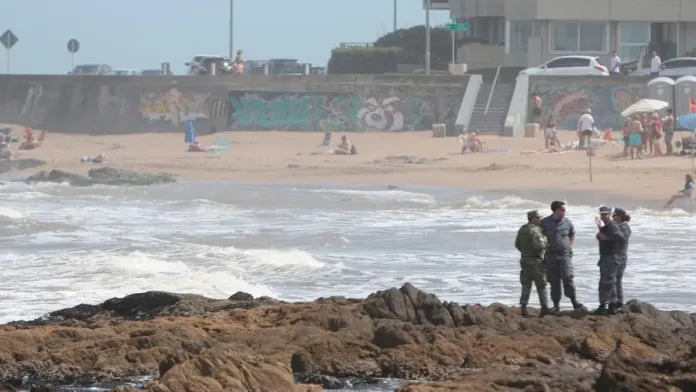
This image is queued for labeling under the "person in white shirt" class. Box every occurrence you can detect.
[610,50,621,75]
[577,109,595,150]
[650,51,661,77]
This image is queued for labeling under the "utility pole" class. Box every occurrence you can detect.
[229,0,234,59]
[425,0,431,74]
[393,0,397,32]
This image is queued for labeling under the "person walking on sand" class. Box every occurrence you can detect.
[515,210,551,317]
[541,201,584,313]
[593,206,626,315]
[611,208,631,314]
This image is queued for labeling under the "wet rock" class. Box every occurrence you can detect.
[0,158,46,174]
[2,284,696,391]
[25,168,175,186]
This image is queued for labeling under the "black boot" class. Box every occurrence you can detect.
[571,298,585,310]
[539,306,552,317]
[551,302,560,314]
[613,302,625,314]
[520,305,528,317]
[607,303,617,315]
[594,304,608,316]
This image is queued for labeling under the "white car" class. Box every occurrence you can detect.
[519,56,609,76]
[630,57,696,77]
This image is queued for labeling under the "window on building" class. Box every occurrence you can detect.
[550,21,607,53]
[619,22,650,62]
[509,21,537,54]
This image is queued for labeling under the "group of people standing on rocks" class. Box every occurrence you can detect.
[515,201,631,317]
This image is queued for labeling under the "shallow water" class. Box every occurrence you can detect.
[1,180,694,325]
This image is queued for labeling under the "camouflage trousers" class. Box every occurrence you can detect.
[598,255,619,305]
[615,256,627,304]
[520,257,548,308]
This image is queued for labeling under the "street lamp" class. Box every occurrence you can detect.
[393,0,397,32]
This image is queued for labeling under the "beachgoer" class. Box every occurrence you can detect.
[611,208,631,314]
[545,115,559,148]
[578,109,594,149]
[663,108,675,155]
[531,93,542,124]
[233,50,245,75]
[188,140,213,152]
[18,129,47,150]
[641,114,650,153]
[467,131,483,153]
[541,201,584,313]
[629,120,643,159]
[515,209,551,317]
[81,153,109,163]
[334,135,356,155]
[622,118,631,157]
[458,130,468,153]
[0,141,13,160]
[520,138,560,155]
[650,51,661,77]
[649,113,663,156]
[610,50,622,75]
[663,174,694,208]
[593,206,626,316]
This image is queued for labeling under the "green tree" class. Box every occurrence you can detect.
[374,25,454,67]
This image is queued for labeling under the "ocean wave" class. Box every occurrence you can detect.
[308,189,437,205]
[0,206,23,219]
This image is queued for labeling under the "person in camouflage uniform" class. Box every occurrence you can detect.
[515,210,551,317]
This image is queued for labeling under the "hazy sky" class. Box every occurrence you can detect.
[0,0,449,75]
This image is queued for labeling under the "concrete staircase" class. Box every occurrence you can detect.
[467,83,515,133]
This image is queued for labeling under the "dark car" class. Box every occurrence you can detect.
[186,56,233,75]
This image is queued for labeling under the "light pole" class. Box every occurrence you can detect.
[425,0,431,74]
[393,0,397,32]
[229,0,234,59]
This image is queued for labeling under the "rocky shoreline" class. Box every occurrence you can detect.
[2,283,696,391]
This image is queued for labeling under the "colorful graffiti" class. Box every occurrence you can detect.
[227,92,456,131]
[138,88,211,126]
[529,81,645,130]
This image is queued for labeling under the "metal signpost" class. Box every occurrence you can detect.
[0,29,19,74]
[446,18,469,69]
[67,39,80,71]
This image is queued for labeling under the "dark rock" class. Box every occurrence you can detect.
[0,158,46,174]
[228,291,254,301]
[25,168,175,187]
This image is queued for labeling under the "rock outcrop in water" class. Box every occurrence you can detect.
[25,167,176,186]
[2,283,696,391]
[0,158,46,174]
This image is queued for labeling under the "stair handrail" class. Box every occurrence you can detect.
[484,65,501,116]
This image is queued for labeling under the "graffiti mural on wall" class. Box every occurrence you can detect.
[227,92,457,131]
[530,82,644,130]
[138,88,211,126]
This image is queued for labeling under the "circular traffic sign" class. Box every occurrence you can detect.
[67,39,80,53]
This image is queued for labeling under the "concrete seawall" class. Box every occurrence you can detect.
[0,74,470,134]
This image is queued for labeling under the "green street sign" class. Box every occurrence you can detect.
[446,22,469,31]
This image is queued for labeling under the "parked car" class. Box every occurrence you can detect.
[630,57,696,76]
[115,69,141,76]
[69,64,114,75]
[519,56,609,76]
[186,55,233,75]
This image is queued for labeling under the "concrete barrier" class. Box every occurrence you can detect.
[528,75,650,131]
[0,74,470,134]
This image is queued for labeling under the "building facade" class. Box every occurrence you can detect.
[446,0,696,69]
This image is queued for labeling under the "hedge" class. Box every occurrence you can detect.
[328,47,418,74]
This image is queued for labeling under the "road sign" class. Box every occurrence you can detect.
[67,39,80,53]
[446,22,469,31]
[0,30,18,49]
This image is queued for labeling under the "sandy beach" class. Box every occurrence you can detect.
[4,125,694,204]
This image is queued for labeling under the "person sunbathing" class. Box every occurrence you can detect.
[188,140,213,152]
[520,139,561,155]
[81,153,110,163]
[334,135,356,155]
[18,129,47,150]
[0,141,13,160]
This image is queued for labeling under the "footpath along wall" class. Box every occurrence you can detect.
[0,74,469,134]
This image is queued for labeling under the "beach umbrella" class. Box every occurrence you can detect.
[185,118,196,143]
[620,98,669,117]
